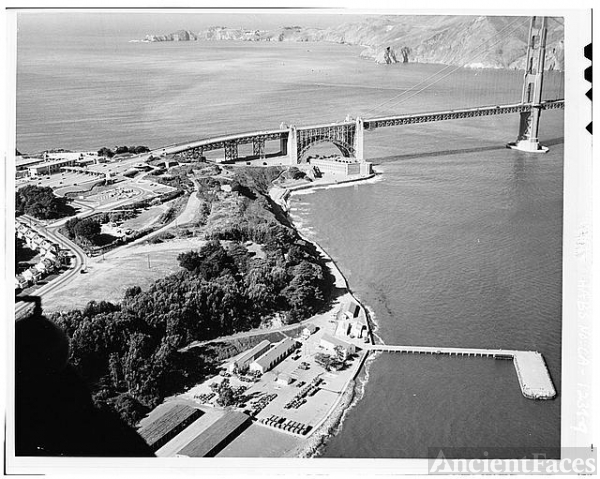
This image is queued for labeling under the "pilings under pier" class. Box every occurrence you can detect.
[366,344,556,400]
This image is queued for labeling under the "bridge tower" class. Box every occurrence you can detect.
[508,16,549,153]
[287,125,299,164]
[354,117,365,162]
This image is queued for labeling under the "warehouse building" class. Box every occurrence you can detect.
[138,404,202,452]
[249,337,296,374]
[176,411,251,457]
[226,340,272,374]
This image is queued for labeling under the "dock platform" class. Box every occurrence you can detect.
[366,344,556,400]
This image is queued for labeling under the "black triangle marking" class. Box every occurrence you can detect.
[584,43,592,61]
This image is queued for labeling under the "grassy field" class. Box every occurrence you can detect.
[121,204,168,231]
[40,237,207,312]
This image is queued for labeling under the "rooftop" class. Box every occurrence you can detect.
[321,333,356,349]
[253,337,295,368]
[177,411,250,457]
[16,157,45,168]
[138,404,201,447]
[29,157,78,169]
[234,339,271,365]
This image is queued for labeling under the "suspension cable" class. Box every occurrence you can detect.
[365,16,530,117]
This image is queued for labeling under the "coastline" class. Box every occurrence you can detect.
[269,172,381,458]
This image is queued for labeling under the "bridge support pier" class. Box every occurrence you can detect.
[224,141,238,162]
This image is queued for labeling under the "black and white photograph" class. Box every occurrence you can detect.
[2,3,595,476]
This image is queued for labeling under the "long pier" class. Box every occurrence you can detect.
[366,344,556,400]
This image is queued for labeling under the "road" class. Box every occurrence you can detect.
[179,310,335,352]
[15,216,87,317]
[104,179,201,256]
[15,171,196,316]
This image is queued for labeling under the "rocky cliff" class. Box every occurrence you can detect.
[139,16,564,70]
[143,29,198,42]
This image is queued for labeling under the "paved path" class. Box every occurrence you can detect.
[180,319,311,352]
[103,180,199,257]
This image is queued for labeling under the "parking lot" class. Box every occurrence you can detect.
[180,307,365,435]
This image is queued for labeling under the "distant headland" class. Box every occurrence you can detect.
[133,15,564,70]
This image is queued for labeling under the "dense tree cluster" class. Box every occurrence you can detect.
[49,236,330,425]
[47,166,333,426]
[97,146,150,158]
[16,185,71,219]
[63,217,102,245]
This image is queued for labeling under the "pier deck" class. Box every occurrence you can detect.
[366,344,556,400]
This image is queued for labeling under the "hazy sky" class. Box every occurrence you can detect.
[16,11,372,37]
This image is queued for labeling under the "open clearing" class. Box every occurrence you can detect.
[41,237,206,312]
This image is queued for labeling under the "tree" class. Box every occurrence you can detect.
[334,345,348,362]
[16,185,70,219]
[177,241,234,280]
[73,218,101,243]
[124,285,142,298]
[98,147,115,158]
[108,393,150,427]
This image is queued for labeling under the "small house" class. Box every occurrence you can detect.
[301,324,317,339]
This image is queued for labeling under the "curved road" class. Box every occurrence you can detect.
[103,179,200,258]
[15,217,87,317]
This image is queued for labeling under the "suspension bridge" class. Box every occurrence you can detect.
[152,16,563,164]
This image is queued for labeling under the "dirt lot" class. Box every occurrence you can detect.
[40,237,206,312]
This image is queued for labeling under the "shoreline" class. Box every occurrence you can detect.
[269,172,381,458]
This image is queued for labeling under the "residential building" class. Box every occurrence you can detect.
[301,323,317,339]
[15,275,29,290]
[320,333,356,356]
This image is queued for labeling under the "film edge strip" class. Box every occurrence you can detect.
[584,42,592,134]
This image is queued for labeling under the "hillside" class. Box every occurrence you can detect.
[138,16,564,70]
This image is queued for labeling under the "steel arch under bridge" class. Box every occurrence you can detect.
[295,122,357,162]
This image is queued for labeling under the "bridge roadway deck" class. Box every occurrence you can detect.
[149,99,564,158]
[366,344,556,400]
[364,99,564,130]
